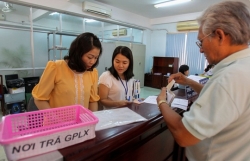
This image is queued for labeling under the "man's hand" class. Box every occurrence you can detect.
[168,72,189,85]
[169,72,203,94]
[157,87,167,103]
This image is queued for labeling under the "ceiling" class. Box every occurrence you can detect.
[92,0,250,19]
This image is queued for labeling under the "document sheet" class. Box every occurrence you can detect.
[94,107,147,131]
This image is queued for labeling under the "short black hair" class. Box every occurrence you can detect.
[64,32,102,72]
[179,65,189,75]
[204,64,214,72]
[108,46,134,81]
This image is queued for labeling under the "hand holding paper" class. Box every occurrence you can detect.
[165,80,176,104]
[156,86,175,106]
[167,90,175,105]
[168,72,190,86]
[166,80,175,91]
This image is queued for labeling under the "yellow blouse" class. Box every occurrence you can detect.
[32,60,100,109]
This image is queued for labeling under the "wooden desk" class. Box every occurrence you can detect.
[59,103,177,161]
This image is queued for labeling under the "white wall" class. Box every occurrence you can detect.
[152,23,178,33]
[141,28,169,73]
[150,12,202,25]
[143,29,152,73]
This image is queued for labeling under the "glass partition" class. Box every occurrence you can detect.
[32,9,60,31]
[102,22,116,42]
[85,18,102,38]
[61,14,83,34]
[112,25,132,42]
[0,1,144,79]
[0,2,30,28]
[132,28,143,43]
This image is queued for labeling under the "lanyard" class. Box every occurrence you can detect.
[118,76,128,100]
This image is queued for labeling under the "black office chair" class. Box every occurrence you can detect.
[27,96,39,111]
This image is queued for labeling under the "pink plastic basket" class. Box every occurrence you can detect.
[0,105,98,161]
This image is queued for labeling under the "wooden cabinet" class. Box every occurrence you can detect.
[144,73,152,87]
[162,75,168,87]
[153,57,179,75]
[151,74,163,89]
[145,57,179,89]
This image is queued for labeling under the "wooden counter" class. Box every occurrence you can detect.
[58,102,186,161]
[18,89,188,161]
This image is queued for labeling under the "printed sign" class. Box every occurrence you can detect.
[11,129,90,155]
[4,125,94,161]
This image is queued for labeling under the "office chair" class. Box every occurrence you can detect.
[27,96,39,111]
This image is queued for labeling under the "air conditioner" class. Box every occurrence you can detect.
[176,20,199,31]
[82,1,112,17]
[0,13,6,21]
[112,29,127,36]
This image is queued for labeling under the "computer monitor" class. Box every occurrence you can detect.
[5,74,19,88]
[5,74,18,85]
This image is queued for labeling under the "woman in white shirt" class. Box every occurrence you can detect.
[179,64,189,76]
[98,46,135,109]
[177,65,189,89]
[203,64,214,77]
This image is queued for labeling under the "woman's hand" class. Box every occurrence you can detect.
[118,100,133,107]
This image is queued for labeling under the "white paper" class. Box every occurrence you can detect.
[171,104,187,110]
[166,80,175,91]
[143,96,157,104]
[172,98,188,106]
[171,98,188,110]
[167,90,175,104]
[94,107,147,131]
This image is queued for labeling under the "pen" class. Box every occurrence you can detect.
[138,80,140,98]
[134,80,136,99]
[135,80,138,99]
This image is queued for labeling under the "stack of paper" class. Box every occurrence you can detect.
[171,98,188,110]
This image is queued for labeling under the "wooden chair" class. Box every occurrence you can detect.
[0,75,6,115]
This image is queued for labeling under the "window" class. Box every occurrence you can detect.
[166,32,207,75]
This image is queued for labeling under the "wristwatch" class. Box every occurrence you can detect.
[157,100,168,108]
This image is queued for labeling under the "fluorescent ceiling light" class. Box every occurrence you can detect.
[154,0,191,8]
[85,19,96,23]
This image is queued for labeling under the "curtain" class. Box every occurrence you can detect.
[166,32,207,75]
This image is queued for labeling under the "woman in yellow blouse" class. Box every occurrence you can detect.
[32,32,102,111]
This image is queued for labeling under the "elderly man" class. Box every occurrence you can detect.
[157,1,250,161]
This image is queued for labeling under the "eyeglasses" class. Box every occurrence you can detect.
[196,32,212,48]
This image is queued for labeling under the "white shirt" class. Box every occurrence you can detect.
[99,71,135,109]
[183,48,250,161]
